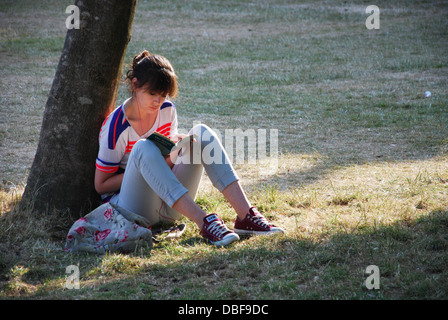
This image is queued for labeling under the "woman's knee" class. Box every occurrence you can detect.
[132,139,163,161]
[191,123,219,144]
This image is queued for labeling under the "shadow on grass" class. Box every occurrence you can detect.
[1,207,446,299]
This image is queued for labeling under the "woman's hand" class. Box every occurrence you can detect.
[171,133,189,143]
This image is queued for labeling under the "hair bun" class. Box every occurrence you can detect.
[125,50,178,99]
[133,50,150,67]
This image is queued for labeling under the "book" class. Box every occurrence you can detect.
[147,132,198,156]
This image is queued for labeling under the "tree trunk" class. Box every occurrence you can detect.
[21,0,137,218]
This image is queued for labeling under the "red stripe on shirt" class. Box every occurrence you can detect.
[157,123,171,137]
[157,129,170,137]
[96,163,119,173]
[125,140,137,154]
[157,122,171,131]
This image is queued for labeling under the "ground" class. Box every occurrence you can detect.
[0,0,447,300]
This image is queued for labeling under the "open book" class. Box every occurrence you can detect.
[147,132,198,156]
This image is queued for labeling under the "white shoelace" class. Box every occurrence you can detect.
[250,214,270,228]
[207,220,228,237]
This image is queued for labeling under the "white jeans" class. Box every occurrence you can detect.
[110,124,239,226]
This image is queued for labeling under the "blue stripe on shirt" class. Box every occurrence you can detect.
[108,105,130,150]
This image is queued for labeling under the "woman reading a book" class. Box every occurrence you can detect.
[94,50,284,246]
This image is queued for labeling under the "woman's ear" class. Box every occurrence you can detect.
[131,77,139,92]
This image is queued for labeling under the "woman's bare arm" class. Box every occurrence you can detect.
[94,169,124,195]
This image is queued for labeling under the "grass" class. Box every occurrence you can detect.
[1,0,448,300]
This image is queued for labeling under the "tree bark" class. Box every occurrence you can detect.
[21,0,137,218]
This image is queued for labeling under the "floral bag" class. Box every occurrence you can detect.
[65,202,152,254]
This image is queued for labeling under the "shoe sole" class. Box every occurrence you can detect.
[234,228,285,236]
[209,233,240,247]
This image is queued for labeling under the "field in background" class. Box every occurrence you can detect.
[0,0,447,299]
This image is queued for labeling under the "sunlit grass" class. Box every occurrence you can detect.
[1,0,447,299]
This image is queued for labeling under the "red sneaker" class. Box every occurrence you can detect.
[201,214,239,247]
[234,207,285,236]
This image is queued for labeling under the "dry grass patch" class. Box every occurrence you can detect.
[1,0,447,300]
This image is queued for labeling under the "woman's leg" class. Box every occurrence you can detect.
[175,124,283,235]
[221,180,251,220]
[111,139,201,226]
[163,141,206,227]
[166,124,252,220]
[114,132,239,246]
[113,124,254,224]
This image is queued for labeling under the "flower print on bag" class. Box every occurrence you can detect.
[116,230,129,242]
[104,208,113,220]
[95,229,111,242]
[74,226,86,235]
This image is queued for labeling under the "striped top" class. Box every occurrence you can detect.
[96,99,178,199]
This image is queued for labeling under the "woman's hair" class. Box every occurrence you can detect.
[125,50,178,99]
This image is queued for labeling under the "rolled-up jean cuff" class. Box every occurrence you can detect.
[164,184,189,208]
[213,170,239,192]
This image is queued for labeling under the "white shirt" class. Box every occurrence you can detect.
[96,99,178,174]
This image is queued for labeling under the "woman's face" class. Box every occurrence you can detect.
[133,78,167,112]
[136,88,166,112]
